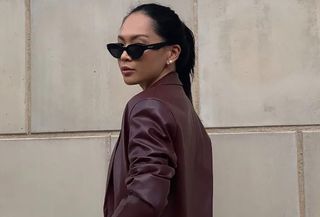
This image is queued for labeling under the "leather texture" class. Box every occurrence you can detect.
[104,72,213,217]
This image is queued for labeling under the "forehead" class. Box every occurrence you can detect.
[119,12,160,40]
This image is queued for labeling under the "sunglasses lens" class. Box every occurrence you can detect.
[107,44,123,58]
[127,44,145,59]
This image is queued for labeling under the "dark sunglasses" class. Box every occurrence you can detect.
[106,42,171,60]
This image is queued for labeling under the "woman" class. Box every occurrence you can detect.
[104,3,213,217]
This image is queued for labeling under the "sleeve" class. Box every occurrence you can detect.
[111,99,178,217]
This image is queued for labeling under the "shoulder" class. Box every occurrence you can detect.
[126,86,170,115]
[127,98,177,134]
[128,98,174,120]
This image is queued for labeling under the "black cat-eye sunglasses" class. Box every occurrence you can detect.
[106,42,171,60]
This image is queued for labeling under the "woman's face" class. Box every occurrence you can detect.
[117,12,174,89]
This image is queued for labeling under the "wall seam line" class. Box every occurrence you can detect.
[296,130,306,217]
[206,125,320,133]
[25,0,32,135]
[192,0,200,114]
[1,125,320,138]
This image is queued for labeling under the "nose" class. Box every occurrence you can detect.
[120,50,131,61]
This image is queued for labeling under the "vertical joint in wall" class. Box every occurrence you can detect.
[192,0,200,114]
[25,0,31,135]
[296,130,306,217]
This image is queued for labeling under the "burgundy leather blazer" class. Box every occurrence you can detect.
[104,72,213,217]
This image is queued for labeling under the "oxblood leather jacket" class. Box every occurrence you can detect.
[104,72,213,217]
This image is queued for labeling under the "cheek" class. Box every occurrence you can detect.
[130,51,168,78]
[142,52,167,69]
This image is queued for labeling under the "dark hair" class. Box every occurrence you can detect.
[124,3,195,102]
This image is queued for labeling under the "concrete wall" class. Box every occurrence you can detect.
[0,0,319,217]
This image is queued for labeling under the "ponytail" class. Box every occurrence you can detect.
[176,24,195,103]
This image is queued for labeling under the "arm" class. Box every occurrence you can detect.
[111,99,177,217]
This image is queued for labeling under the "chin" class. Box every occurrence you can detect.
[123,78,138,86]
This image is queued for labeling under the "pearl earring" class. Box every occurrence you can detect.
[167,60,173,64]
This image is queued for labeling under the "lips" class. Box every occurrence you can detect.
[120,66,135,77]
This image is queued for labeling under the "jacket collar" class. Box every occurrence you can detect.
[148,71,183,88]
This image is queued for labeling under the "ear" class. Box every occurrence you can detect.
[166,44,181,64]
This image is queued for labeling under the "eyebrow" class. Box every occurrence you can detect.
[117,34,149,41]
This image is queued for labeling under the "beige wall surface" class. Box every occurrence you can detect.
[303,131,320,217]
[0,136,109,217]
[0,0,26,133]
[198,0,320,127]
[0,0,319,217]
[211,132,300,217]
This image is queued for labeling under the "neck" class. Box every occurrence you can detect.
[140,64,176,90]
[140,66,175,90]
